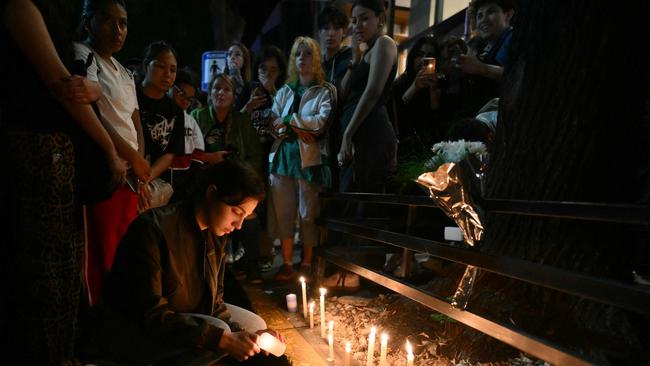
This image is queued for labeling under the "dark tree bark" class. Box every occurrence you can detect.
[449,0,650,363]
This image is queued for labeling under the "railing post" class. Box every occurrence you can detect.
[396,205,417,278]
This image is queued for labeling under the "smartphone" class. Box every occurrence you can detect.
[422,57,436,74]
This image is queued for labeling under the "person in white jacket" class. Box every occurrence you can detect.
[268,36,337,281]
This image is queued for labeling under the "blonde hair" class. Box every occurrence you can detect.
[286,37,325,85]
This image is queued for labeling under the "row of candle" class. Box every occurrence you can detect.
[298,277,416,365]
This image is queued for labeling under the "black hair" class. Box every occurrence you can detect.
[446,118,492,144]
[318,5,349,30]
[193,159,265,206]
[257,45,288,89]
[76,0,127,41]
[352,0,386,15]
[472,0,516,12]
[174,69,194,89]
[404,35,438,79]
[143,41,178,68]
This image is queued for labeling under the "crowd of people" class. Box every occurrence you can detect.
[0,0,514,364]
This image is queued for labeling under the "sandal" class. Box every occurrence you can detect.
[323,270,360,292]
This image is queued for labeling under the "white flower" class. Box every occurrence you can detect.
[424,140,487,172]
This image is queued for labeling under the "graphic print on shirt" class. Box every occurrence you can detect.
[205,124,226,149]
[145,112,178,151]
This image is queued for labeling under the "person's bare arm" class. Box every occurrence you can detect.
[338,36,396,164]
[457,54,503,80]
[150,153,174,181]
[3,0,125,180]
[102,117,151,182]
[132,110,146,157]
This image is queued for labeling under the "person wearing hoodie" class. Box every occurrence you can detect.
[318,5,352,87]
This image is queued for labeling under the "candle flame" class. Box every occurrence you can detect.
[300,276,305,283]
[381,333,388,342]
[406,340,413,355]
[309,301,315,310]
[345,341,351,352]
[328,333,333,342]
[319,287,327,296]
[329,320,334,332]
[370,326,376,335]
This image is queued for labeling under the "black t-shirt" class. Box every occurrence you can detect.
[137,88,186,163]
[238,81,273,139]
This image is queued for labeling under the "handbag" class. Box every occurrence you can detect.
[143,178,174,211]
[72,52,120,204]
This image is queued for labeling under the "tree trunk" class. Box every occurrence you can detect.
[452,0,650,363]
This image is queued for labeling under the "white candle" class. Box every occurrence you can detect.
[379,333,388,366]
[406,340,414,366]
[345,341,351,366]
[300,276,308,319]
[320,287,327,338]
[257,332,286,357]
[309,301,315,328]
[328,332,334,360]
[366,326,376,366]
[329,320,334,335]
[286,293,297,312]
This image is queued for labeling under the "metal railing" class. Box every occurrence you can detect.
[317,192,650,365]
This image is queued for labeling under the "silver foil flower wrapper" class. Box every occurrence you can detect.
[416,159,484,310]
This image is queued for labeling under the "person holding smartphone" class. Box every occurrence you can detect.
[392,35,444,159]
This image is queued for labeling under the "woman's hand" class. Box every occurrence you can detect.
[243,94,267,114]
[137,181,152,212]
[130,154,151,182]
[52,75,101,104]
[413,69,436,90]
[218,331,261,362]
[292,127,316,143]
[456,54,488,76]
[106,151,127,188]
[337,133,353,166]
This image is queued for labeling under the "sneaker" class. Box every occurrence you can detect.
[274,264,295,282]
[258,258,273,272]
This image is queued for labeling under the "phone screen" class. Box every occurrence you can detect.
[422,57,436,74]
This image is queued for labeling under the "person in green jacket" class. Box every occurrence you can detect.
[191,73,264,282]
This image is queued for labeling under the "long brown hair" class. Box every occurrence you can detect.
[228,41,252,83]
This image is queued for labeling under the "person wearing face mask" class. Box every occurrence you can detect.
[84,159,285,365]
[137,41,187,211]
[73,0,152,304]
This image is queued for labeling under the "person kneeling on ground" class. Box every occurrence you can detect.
[84,159,283,365]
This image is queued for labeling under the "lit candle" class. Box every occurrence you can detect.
[329,320,334,335]
[366,326,376,366]
[309,301,315,328]
[345,341,351,366]
[379,333,388,366]
[328,332,334,360]
[257,332,286,357]
[320,287,327,338]
[406,340,414,366]
[300,276,308,319]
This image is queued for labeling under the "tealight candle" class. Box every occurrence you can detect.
[379,333,388,366]
[286,293,297,313]
[366,326,376,366]
[406,340,414,366]
[319,287,327,338]
[300,276,308,319]
[309,301,315,328]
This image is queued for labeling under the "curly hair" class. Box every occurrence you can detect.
[286,37,325,86]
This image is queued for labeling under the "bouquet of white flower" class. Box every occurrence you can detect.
[416,139,487,310]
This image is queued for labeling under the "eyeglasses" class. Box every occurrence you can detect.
[172,84,197,104]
